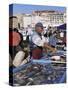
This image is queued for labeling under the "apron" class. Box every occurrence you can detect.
[29,31,43,59]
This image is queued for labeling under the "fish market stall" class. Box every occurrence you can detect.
[12,49,66,86]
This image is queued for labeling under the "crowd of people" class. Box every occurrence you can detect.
[9,16,66,69]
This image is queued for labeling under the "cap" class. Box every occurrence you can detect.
[35,22,43,29]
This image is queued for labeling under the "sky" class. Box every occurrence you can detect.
[9,4,66,15]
